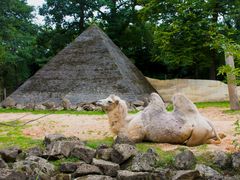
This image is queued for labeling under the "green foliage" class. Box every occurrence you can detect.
[233,120,240,149]
[0,121,42,149]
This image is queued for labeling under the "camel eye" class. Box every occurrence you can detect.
[108,100,112,104]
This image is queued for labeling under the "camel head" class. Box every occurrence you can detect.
[96,94,121,111]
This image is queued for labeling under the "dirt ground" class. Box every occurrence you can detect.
[0,107,239,152]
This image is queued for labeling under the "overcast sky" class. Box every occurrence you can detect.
[27,0,45,25]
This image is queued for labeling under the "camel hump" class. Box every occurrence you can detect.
[172,93,199,115]
[149,92,166,110]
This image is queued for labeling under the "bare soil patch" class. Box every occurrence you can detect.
[0,107,239,152]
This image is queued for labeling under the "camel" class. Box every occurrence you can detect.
[96,93,221,146]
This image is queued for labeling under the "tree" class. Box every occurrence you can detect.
[0,0,38,96]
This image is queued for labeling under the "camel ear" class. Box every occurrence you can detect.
[115,100,119,105]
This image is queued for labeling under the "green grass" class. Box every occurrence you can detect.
[86,137,114,149]
[0,121,43,150]
[0,108,105,115]
[50,157,79,168]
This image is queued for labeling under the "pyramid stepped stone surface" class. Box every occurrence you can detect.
[8,26,156,105]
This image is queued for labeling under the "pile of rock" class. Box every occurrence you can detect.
[0,134,240,180]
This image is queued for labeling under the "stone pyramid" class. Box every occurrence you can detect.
[7,25,156,105]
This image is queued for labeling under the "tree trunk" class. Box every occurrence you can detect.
[225,52,240,110]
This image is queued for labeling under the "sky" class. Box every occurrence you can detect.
[27,0,45,25]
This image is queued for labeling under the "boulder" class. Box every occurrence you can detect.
[59,162,84,173]
[111,144,137,164]
[174,150,196,170]
[61,98,71,110]
[0,147,22,162]
[13,156,55,178]
[96,145,113,161]
[127,148,159,172]
[132,100,145,107]
[44,139,84,159]
[15,104,25,110]
[196,164,223,179]
[24,103,35,110]
[172,170,201,180]
[117,170,150,180]
[74,175,115,180]
[213,151,231,169]
[0,158,8,168]
[1,97,16,108]
[71,146,96,163]
[42,101,56,110]
[92,158,120,177]
[0,168,27,180]
[82,103,95,111]
[73,163,102,177]
[26,146,43,157]
[44,134,66,146]
[53,173,72,180]
[232,152,240,170]
[152,168,174,180]
[34,104,46,110]
[113,135,135,145]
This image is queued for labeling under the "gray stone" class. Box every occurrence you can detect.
[43,101,56,110]
[174,150,196,170]
[0,168,27,180]
[152,168,174,180]
[34,104,46,110]
[82,103,95,111]
[26,146,43,157]
[13,156,55,178]
[44,134,66,146]
[24,103,35,110]
[73,163,102,177]
[62,98,72,110]
[127,148,159,172]
[232,152,240,170]
[0,158,8,168]
[223,175,240,180]
[111,144,137,164]
[59,162,84,173]
[1,97,16,108]
[113,135,135,145]
[132,100,145,107]
[54,173,72,180]
[92,158,120,177]
[71,146,96,164]
[117,170,150,180]
[172,170,201,180]
[96,145,113,161]
[0,147,22,162]
[196,164,223,180]
[44,138,84,159]
[74,175,115,180]
[15,104,25,110]
[213,151,231,169]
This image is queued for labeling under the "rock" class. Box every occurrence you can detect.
[0,158,8,168]
[74,175,115,180]
[224,175,240,180]
[174,150,196,170]
[172,170,201,180]
[153,168,174,180]
[113,135,135,145]
[54,173,72,180]
[62,98,71,110]
[59,162,84,173]
[232,152,240,170]
[117,170,150,180]
[76,106,83,111]
[26,146,43,157]
[111,144,137,164]
[92,158,120,177]
[43,101,56,110]
[44,138,84,159]
[132,100,145,107]
[71,146,96,164]
[44,134,66,146]
[13,156,55,178]
[24,103,35,110]
[196,164,223,179]
[54,106,64,111]
[1,97,16,108]
[0,147,22,162]
[213,151,231,169]
[0,168,27,180]
[127,148,159,172]
[73,163,102,177]
[15,104,25,110]
[82,103,95,111]
[136,106,144,111]
[34,104,46,110]
[96,145,113,161]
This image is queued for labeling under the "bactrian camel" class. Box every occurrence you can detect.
[96,93,221,146]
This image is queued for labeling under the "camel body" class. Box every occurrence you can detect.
[97,93,220,146]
